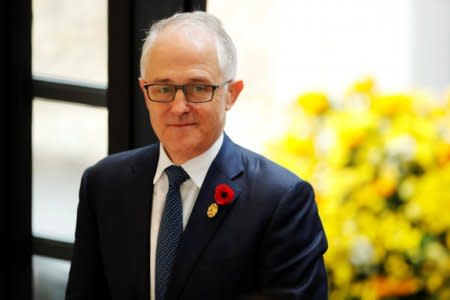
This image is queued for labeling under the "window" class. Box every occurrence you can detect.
[31,0,107,298]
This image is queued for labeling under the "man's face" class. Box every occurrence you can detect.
[139,26,243,164]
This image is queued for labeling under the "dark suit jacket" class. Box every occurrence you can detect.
[66,134,328,300]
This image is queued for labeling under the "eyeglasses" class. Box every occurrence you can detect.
[143,80,231,103]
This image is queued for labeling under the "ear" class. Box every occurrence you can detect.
[138,77,152,109]
[138,77,147,94]
[225,80,244,110]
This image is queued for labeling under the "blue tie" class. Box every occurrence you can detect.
[155,166,189,300]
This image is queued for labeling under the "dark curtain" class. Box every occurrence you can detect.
[0,0,32,299]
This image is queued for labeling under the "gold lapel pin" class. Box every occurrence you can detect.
[207,203,219,218]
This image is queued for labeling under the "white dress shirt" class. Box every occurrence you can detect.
[150,134,224,300]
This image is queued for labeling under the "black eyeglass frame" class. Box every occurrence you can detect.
[143,80,232,103]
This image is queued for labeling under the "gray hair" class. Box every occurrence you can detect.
[140,11,237,80]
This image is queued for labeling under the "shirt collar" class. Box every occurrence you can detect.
[153,133,224,188]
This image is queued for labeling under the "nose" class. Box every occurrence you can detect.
[170,88,190,113]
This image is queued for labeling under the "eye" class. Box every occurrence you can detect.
[157,85,172,94]
[190,84,208,93]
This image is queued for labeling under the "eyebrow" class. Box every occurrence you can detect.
[150,78,171,83]
[149,77,214,84]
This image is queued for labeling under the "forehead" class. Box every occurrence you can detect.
[143,25,222,81]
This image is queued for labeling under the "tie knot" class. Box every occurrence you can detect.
[165,165,189,188]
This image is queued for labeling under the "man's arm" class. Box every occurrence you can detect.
[66,169,110,299]
[256,180,328,299]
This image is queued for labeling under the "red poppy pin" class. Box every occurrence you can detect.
[214,183,235,205]
[207,183,235,218]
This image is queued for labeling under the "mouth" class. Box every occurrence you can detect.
[168,123,196,128]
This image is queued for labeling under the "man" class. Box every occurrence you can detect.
[66,11,328,300]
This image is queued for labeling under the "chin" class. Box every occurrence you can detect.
[177,140,203,155]
[166,137,203,158]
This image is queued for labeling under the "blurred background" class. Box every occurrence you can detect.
[3,0,449,299]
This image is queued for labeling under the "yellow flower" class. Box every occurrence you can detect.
[349,281,378,300]
[385,254,411,279]
[374,163,399,197]
[437,142,450,166]
[439,288,450,300]
[425,242,449,265]
[329,111,377,150]
[283,133,315,157]
[351,183,384,213]
[347,76,376,95]
[412,167,450,233]
[398,176,417,202]
[333,260,353,287]
[426,273,444,293]
[371,93,413,116]
[377,212,422,253]
[297,91,330,115]
[446,231,450,249]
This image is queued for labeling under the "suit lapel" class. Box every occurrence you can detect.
[128,145,159,300]
[167,135,244,299]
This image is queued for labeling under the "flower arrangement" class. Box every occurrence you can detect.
[267,77,450,299]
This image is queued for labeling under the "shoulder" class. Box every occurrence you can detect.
[84,143,159,180]
[235,143,300,182]
[94,144,156,167]
[233,143,309,192]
